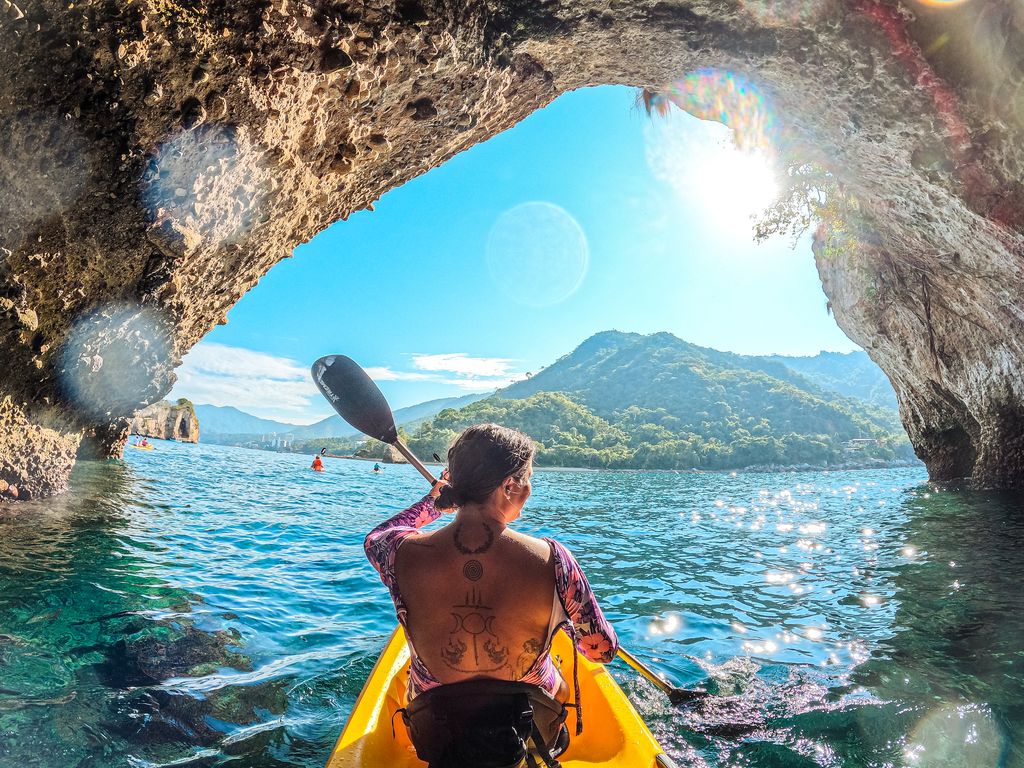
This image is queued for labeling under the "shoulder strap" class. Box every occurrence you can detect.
[556,620,583,735]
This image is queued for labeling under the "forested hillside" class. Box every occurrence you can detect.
[407,331,916,470]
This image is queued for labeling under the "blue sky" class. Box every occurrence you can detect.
[170,85,858,424]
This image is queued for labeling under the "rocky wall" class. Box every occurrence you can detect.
[1,0,1023,496]
[129,400,199,443]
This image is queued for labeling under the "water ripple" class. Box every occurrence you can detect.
[1,443,1023,767]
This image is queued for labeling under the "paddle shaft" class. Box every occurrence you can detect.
[389,439,436,485]
[617,647,675,696]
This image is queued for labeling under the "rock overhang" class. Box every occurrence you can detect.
[1,0,1023,496]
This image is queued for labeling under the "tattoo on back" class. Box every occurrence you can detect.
[463,559,483,581]
[441,586,509,673]
[441,637,467,667]
[453,523,494,555]
[516,637,544,677]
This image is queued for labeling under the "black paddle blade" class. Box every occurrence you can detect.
[311,355,399,444]
[668,687,708,706]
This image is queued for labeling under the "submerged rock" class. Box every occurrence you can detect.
[1,0,1024,493]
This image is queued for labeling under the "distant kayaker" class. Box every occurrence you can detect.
[140,438,148,447]
[372,462,382,473]
[364,423,617,765]
[311,455,324,472]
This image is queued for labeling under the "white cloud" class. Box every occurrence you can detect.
[169,344,526,423]
[364,367,433,382]
[170,342,331,424]
[441,377,521,391]
[411,353,515,379]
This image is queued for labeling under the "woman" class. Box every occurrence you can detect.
[363,424,617,763]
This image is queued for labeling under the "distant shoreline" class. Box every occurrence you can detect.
[196,439,923,474]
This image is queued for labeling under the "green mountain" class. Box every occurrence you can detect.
[194,405,300,436]
[767,351,898,409]
[197,393,490,443]
[407,331,916,470]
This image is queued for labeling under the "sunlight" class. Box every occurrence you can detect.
[695,143,779,224]
[644,109,779,237]
[643,68,783,239]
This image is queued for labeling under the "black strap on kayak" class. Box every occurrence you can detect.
[391,707,406,739]
[399,679,569,768]
[556,620,584,736]
[529,721,566,768]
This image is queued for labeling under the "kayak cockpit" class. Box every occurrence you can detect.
[326,626,670,767]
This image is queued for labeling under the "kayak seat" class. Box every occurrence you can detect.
[399,679,570,768]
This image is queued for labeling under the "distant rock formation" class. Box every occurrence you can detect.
[130,400,199,444]
[2,0,1024,495]
[383,444,407,464]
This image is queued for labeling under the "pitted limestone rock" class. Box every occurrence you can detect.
[1,0,1024,496]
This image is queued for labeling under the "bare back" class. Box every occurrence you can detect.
[395,520,556,684]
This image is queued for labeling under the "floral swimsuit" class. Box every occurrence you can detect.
[364,495,618,700]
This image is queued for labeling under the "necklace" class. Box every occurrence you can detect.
[453,522,494,555]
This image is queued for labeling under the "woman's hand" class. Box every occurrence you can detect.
[429,469,454,512]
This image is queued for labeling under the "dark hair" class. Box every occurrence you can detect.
[436,423,534,509]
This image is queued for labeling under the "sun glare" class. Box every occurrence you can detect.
[695,144,779,223]
[645,115,779,236]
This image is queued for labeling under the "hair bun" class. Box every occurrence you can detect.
[436,483,461,509]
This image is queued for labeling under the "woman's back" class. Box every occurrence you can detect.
[363,423,616,704]
[396,524,556,684]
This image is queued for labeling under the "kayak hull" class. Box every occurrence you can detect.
[326,626,671,768]
[128,444,154,451]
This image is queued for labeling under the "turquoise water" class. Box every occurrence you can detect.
[1,441,1022,767]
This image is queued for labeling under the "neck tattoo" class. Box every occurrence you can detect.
[453,522,494,555]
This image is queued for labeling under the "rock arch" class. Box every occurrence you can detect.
[1,0,1023,498]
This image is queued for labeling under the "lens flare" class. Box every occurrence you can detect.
[142,124,263,249]
[656,69,778,155]
[905,704,1003,766]
[0,111,90,234]
[58,304,175,420]
[485,202,589,308]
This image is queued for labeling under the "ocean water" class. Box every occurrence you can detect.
[1,441,1022,768]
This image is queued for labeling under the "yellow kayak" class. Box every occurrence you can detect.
[128,443,154,451]
[326,626,676,768]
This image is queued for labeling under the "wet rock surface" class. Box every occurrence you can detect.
[0,0,1023,492]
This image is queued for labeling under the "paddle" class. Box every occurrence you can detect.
[311,353,706,706]
[311,355,436,484]
[617,647,706,705]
